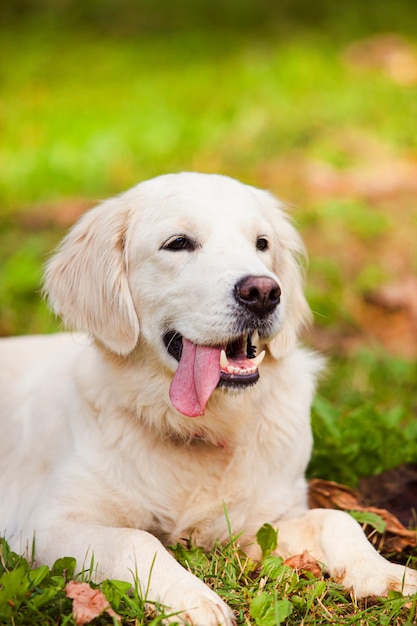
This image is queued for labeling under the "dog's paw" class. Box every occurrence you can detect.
[337,561,417,598]
[387,563,417,596]
[171,592,235,625]
[160,577,235,626]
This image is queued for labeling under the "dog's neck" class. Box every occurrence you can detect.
[168,429,228,449]
[91,340,250,450]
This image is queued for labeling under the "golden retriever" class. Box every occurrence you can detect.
[1,173,416,625]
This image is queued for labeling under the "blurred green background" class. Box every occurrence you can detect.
[1,0,417,484]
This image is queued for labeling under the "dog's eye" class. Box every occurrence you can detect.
[162,236,196,252]
[256,237,269,251]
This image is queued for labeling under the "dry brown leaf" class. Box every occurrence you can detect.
[309,479,362,510]
[65,581,121,626]
[308,478,417,554]
[284,550,322,578]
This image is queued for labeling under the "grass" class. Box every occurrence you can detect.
[1,532,417,626]
[1,21,417,209]
[1,2,417,623]
[310,351,417,486]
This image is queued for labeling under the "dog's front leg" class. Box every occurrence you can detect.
[33,524,235,626]
[275,508,417,598]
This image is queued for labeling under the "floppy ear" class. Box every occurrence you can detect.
[265,198,312,359]
[43,198,139,355]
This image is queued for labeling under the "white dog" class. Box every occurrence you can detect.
[0,173,416,625]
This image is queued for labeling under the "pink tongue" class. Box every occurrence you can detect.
[169,338,222,417]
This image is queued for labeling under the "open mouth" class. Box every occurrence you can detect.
[163,331,265,384]
[163,330,265,417]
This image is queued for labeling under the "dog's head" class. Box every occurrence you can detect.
[44,173,311,417]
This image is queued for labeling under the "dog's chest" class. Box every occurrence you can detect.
[107,435,252,534]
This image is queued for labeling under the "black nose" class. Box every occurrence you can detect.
[235,275,281,316]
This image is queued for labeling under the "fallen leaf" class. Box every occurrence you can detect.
[65,581,121,626]
[284,551,322,578]
[308,478,417,555]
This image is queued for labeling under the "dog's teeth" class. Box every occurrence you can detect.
[220,350,229,370]
[251,350,266,367]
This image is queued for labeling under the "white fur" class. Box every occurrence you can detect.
[0,173,416,625]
